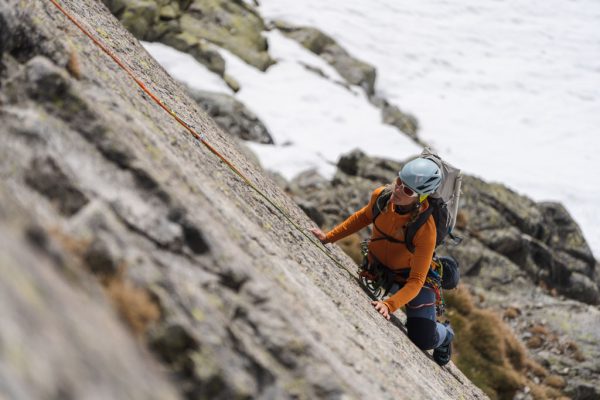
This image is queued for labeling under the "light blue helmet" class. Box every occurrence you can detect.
[399,157,442,195]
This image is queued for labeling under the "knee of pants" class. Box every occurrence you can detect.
[406,317,438,350]
[405,288,437,322]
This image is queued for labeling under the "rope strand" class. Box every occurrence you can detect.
[46,0,356,279]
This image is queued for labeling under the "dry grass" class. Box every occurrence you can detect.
[504,329,526,371]
[527,336,544,349]
[445,286,568,400]
[503,306,521,319]
[529,324,550,336]
[333,230,570,399]
[444,285,474,315]
[573,352,585,362]
[526,359,548,378]
[544,375,567,389]
[543,387,564,399]
[105,275,160,338]
[455,210,469,230]
[66,50,82,79]
[446,292,528,399]
[48,227,91,258]
[562,340,585,361]
[564,340,579,352]
[528,384,548,400]
[48,228,160,337]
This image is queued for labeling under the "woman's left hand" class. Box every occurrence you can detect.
[371,301,391,320]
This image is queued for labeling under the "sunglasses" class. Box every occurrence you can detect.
[395,177,418,198]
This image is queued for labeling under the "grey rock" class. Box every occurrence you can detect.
[162,31,226,75]
[380,101,421,141]
[180,0,274,71]
[275,20,376,95]
[457,175,598,304]
[287,168,330,193]
[565,382,599,400]
[336,149,403,182]
[159,3,180,20]
[274,29,422,145]
[0,190,179,400]
[185,87,274,144]
[120,1,159,39]
[476,227,526,258]
[0,2,486,399]
[564,272,600,305]
[287,148,600,395]
[540,202,595,265]
[24,156,89,216]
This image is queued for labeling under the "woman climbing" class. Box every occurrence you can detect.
[310,157,455,366]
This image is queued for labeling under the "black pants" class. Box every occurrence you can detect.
[388,283,453,350]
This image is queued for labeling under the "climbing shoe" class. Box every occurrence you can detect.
[433,322,454,366]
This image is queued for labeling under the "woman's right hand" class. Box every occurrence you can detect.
[371,301,391,320]
[309,228,327,243]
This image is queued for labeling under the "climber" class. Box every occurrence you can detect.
[310,157,455,366]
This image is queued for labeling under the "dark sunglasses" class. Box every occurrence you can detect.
[395,177,418,198]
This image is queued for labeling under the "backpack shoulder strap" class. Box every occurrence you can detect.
[371,186,403,244]
[372,186,392,223]
[405,205,434,253]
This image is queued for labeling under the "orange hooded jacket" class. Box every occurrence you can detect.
[323,186,436,313]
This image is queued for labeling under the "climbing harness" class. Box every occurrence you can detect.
[358,241,452,317]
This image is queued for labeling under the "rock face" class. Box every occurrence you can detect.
[101,1,424,144]
[101,0,274,74]
[287,149,600,398]
[180,0,274,70]
[0,1,487,399]
[274,20,421,141]
[185,86,274,144]
[0,189,179,400]
[274,20,377,96]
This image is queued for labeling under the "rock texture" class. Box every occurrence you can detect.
[273,20,421,141]
[287,149,600,398]
[101,0,273,76]
[0,1,486,399]
[0,188,179,400]
[100,1,424,143]
[274,20,377,96]
[185,86,274,144]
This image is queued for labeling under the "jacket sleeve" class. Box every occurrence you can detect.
[323,205,371,244]
[382,217,436,313]
[323,187,384,244]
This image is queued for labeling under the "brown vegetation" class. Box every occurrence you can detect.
[48,227,160,337]
[503,306,521,319]
[444,286,567,400]
[529,324,550,336]
[333,237,571,400]
[544,375,567,389]
[455,210,469,230]
[105,273,161,338]
[526,336,544,349]
[67,50,82,80]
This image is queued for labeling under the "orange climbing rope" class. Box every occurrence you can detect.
[46,0,355,277]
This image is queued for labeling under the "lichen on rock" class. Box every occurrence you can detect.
[179,0,274,70]
[1,1,488,399]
